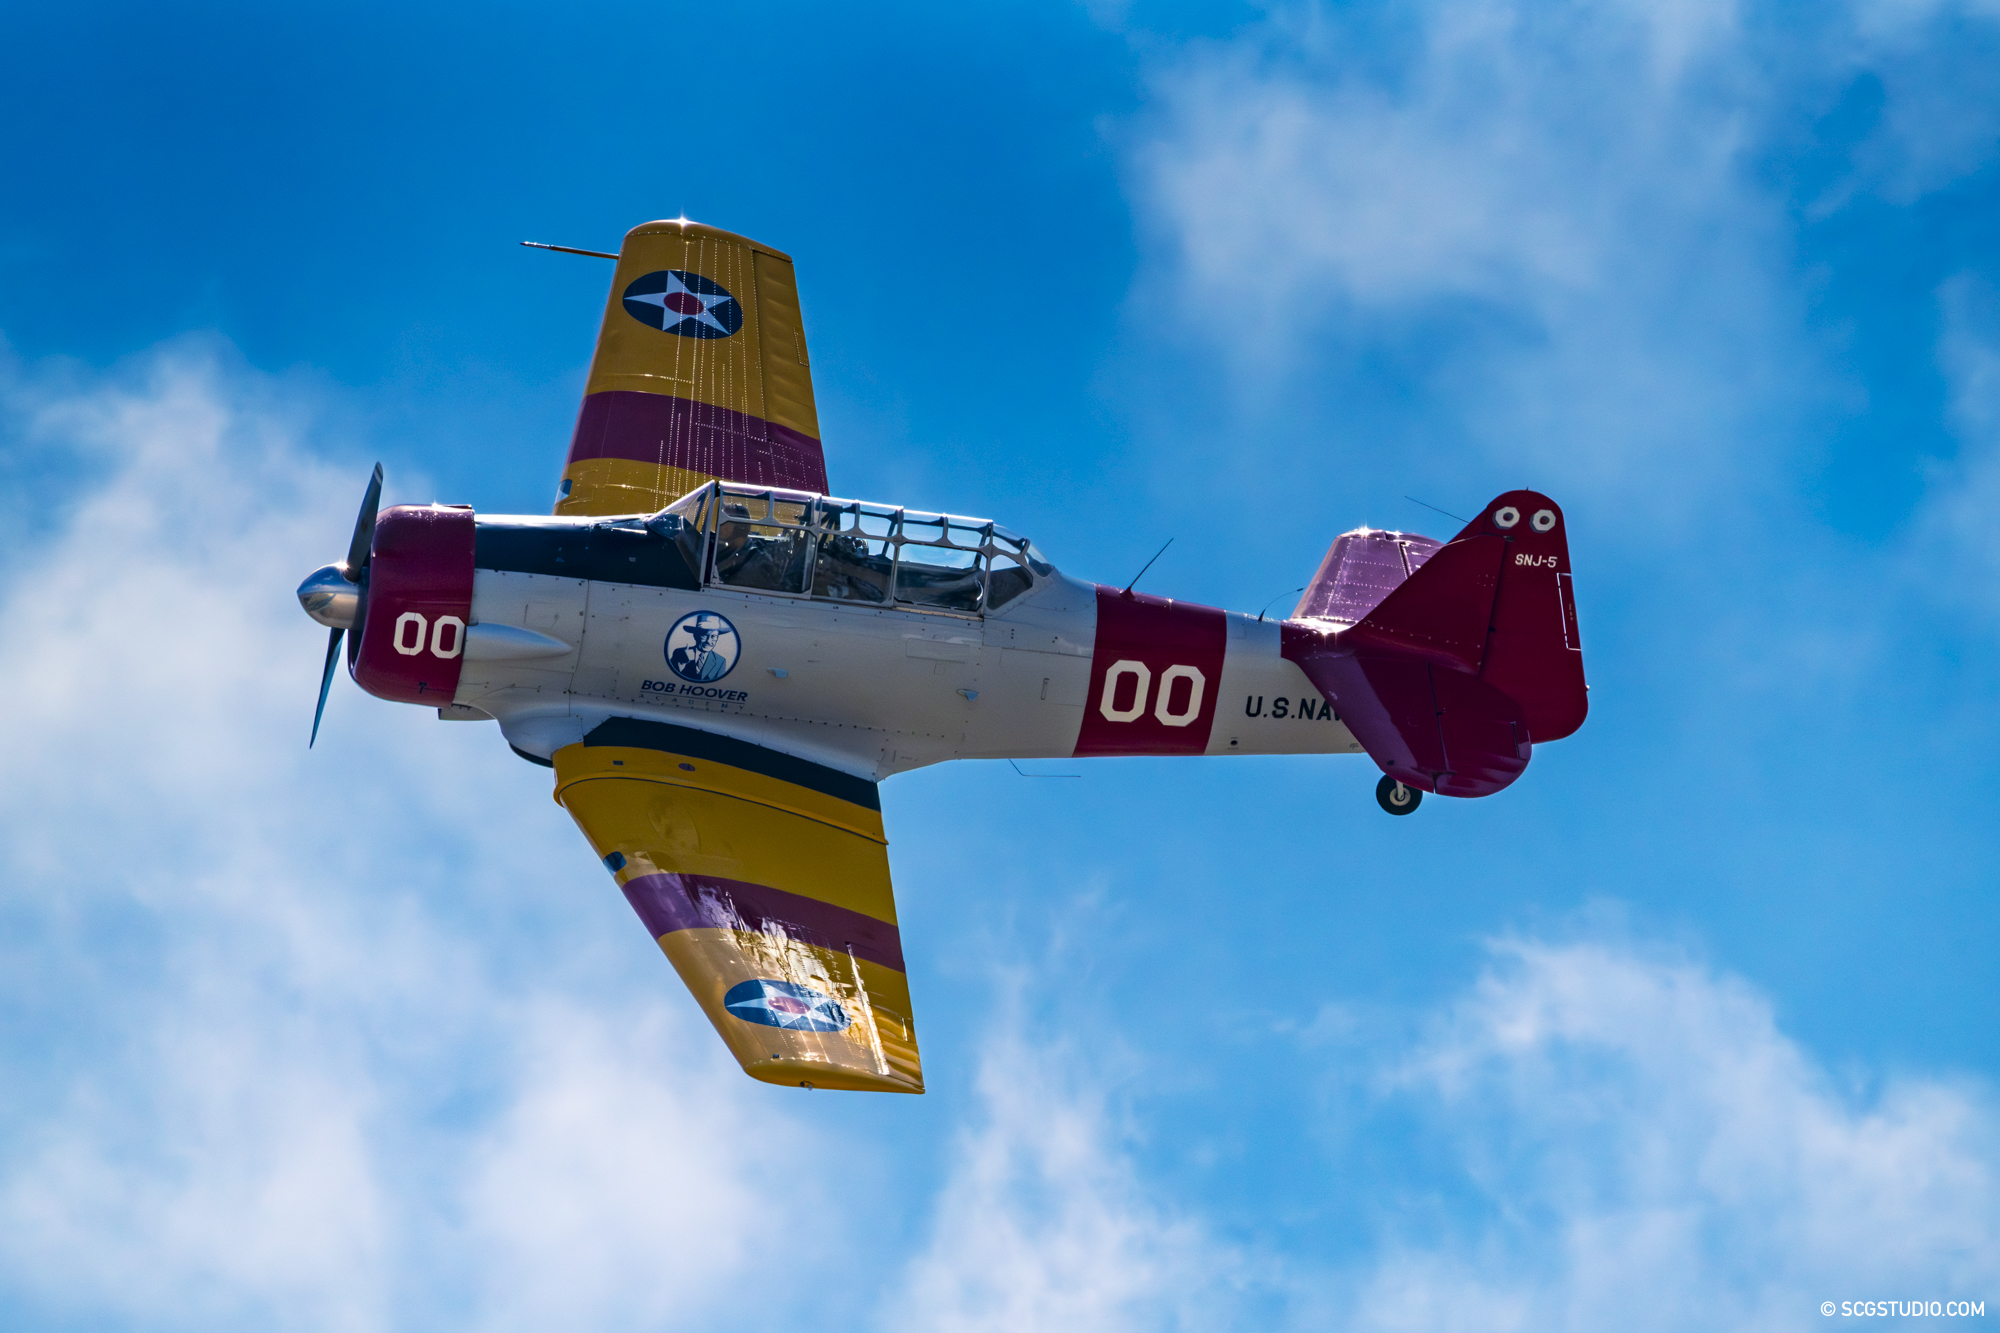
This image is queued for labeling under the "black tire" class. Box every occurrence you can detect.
[1376,775,1422,816]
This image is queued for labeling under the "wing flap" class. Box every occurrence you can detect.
[554,725,921,1093]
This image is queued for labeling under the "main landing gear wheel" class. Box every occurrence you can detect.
[1376,775,1422,815]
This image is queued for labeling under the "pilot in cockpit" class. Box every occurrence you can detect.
[712,504,809,592]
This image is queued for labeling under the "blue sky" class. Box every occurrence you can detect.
[3,1,1999,1328]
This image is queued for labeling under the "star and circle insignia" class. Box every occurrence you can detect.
[621,269,744,339]
[722,979,852,1032]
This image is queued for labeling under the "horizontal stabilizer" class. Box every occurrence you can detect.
[1284,490,1586,798]
[1297,651,1531,796]
[1293,527,1440,623]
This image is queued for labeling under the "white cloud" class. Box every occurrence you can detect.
[1842,0,2000,205]
[1310,938,2000,1331]
[0,342,822,1330]
[2,1003,389,1331]
[1920,274,2000,619]
[1123,0,2000,511]
[1140,0,1746,312]
[893,939,1998,1333]
[891,1000,1236,1333]
[1129,0,1782,496]
[460,999,816,1332]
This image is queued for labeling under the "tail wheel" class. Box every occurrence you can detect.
[1376,775,1422,816]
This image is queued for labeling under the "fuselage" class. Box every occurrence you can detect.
[339,483,1364,781]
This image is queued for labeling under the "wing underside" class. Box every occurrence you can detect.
[552,719,921,1093]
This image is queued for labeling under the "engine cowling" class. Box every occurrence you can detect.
[351,504,477,706]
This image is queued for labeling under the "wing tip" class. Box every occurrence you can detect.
[743,1056,925,1095]
[622,218,794,262]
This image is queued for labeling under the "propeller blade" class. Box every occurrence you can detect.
[310,626,344,748]
[313,464,377,750]
[344,463,384,575]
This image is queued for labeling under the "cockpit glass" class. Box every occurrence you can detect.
[712,487,816,594]
[675,486,1052,616]
[812,501,896,604]
[985,526,1048,609]
[894,513,987,613]
[648,485,713,576]
[993,526,1054,578]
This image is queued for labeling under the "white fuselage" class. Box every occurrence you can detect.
[454,559,1364,781]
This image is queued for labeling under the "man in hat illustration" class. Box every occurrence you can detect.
[670,612,734,682]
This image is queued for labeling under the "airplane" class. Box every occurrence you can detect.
[297,219,1588,1095]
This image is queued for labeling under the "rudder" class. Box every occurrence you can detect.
[1351,490,1585,743]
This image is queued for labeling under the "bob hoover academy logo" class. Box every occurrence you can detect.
[621,270,743,338]
[723,979,851,1032]
[664,610,741,683]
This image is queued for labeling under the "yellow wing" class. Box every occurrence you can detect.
[553,719,922,1093]
[555,220,827,518]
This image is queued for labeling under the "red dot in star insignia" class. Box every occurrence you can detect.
[663,292,706,315]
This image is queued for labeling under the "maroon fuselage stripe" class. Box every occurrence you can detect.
[1072,587,1228,757]
[567,389,830,493]
[620,872,904,973]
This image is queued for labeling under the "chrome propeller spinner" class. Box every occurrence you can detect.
[298,563,362,628]
[297,463,383,747]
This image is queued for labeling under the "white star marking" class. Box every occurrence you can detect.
[728,987,845,1029]
[627,272,736,334]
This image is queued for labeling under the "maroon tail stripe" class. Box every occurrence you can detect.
[621,872,904,973]
[567,390,829,493]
